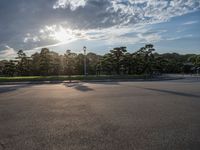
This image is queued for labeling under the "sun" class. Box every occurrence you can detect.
[53,26,76,43]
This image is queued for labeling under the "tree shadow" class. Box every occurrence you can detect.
[0,84,32,94]
[136,86,200,98]
[173,78,200,83]
[87,81,120,85]
[64,82,94,92]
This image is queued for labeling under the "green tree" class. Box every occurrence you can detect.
[110,47,127,74]
[87,52,100,75]
[31,52,41,75]
[188,55,200,67]
[0,44,198,77]
[16,50,30,76]
[39,48,52,76]
[49,51,62,75]
[135,44,155,74]
[122,52,133,74]
[101,53,114,75]
[75,54,84,75]
[64,50,77,80]
[2,60,16,76]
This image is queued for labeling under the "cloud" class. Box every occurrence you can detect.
[36,24,156,46]
[183,20,198,25]
[0,45,16,59]
[0,0,200,55]
[166,34,193,41]
[53,0,88,10]
[23,33,40,43]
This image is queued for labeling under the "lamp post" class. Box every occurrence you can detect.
[83,46,87,76]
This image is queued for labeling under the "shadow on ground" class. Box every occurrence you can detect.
[64,82,94,92]
[136,86,200,98]
[0,84,33,94]
[87,81,120,85]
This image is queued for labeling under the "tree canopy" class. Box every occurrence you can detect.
[0,44,199,77]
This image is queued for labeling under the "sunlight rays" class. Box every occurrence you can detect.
[50,26,77,43]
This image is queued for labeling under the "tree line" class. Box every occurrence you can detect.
[0,44,199,77]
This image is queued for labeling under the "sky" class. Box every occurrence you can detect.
[0,0,200,59]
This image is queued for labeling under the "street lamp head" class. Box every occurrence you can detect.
[83,46,87,55]
[83,46,86,52]
[66,49,71,54]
